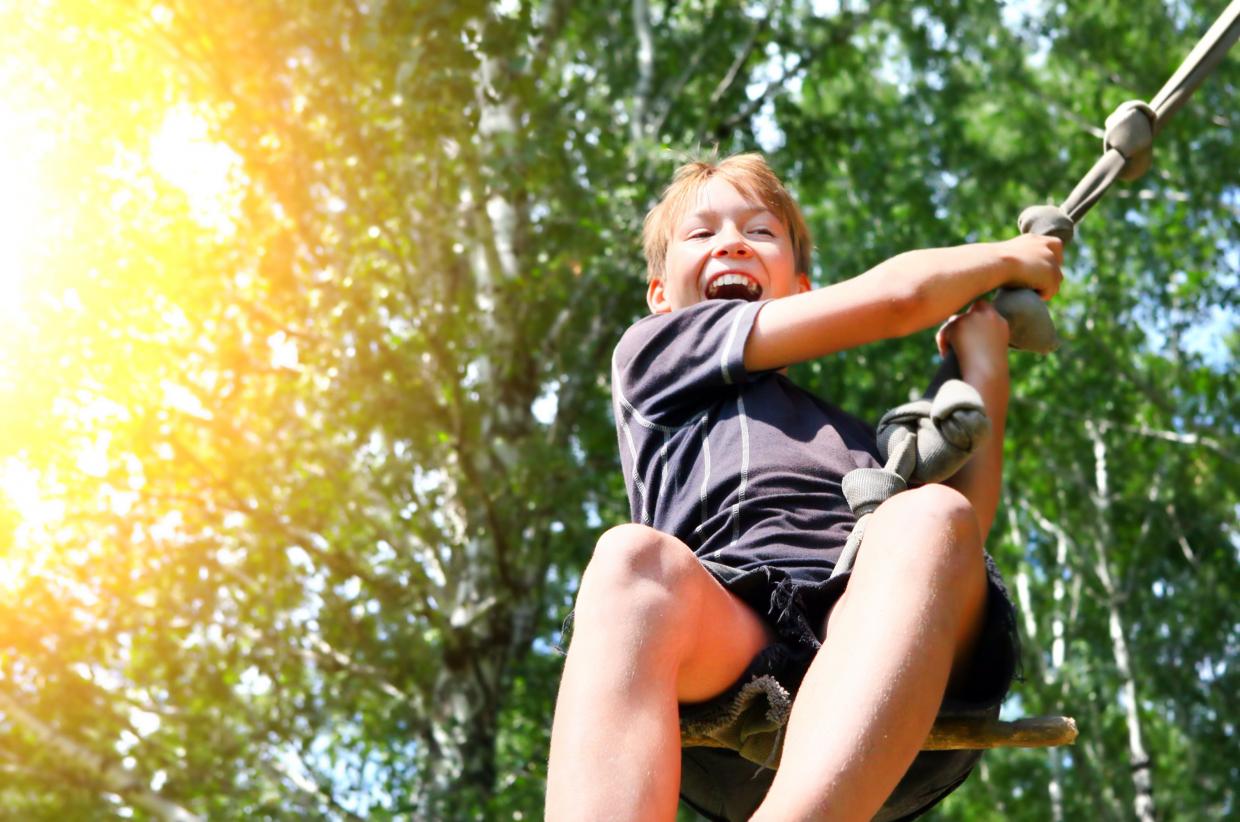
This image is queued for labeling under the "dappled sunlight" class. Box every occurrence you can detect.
[0,0,1233,817]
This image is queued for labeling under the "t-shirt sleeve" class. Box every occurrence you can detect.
[612,299,770,426]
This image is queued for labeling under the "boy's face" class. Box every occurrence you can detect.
[647,176,809,314]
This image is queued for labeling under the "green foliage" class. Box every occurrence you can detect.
[0,0,1234,818]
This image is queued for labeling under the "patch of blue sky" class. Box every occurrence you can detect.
[532,380,559,425]
[281,738,401,816]
[999,0,1053,68]
[999,691,1025,721]
[749,45,796,153]
[1180,303,1237,370]
[1135,253,1237,372]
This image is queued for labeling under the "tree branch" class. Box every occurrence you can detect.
[712,3,882,136]
[631,0,655,141]
[1100,420,1233,462]
[709,7,770,106]
[529,0,574,77]
[0,690,201,822]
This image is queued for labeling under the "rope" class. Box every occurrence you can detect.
[945,2,1240,370]
[834,4,1239,576]
[1058,0,1240,221]
[831,380,991,578]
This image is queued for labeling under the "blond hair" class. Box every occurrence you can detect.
[642,153,812,282]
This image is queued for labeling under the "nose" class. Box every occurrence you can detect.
[712,228,752,258]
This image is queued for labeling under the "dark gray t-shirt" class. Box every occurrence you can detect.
[612,299,883,583]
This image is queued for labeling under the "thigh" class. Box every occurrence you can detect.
[823,486,988,679]
[672,551,775,704]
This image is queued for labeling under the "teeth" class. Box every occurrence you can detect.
[706,274,761,298]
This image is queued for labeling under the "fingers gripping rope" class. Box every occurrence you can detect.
[886,87,1174,375]
[998,2,1239,359]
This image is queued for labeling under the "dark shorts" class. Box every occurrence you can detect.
[679,556,1021,822]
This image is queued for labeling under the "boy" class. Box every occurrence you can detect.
[546,154,1062,820]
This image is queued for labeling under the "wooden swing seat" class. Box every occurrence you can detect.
[682,714,1077,752]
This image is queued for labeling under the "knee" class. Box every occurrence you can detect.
[870,485,983,577]
[574,524,701,629]
[876,484,977,535]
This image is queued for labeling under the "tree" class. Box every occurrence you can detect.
[0,0,1234,818]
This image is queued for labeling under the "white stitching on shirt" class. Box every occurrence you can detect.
[659,430,671,496]
[614,387,652,525]
[611,354,705,432]
[719,305,748,386]
[733,392,750,545]
[699,415,711,526]
[619,415,651,525]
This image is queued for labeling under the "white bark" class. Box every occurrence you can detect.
[424,30,528,799]
[1017,501,1068,822]
[631,0,654,141]
[1047,521,1069,822]
[1050,526,1068,673]
[1008,505,1040,644]
[1086,421,1157,822]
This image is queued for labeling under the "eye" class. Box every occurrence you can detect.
[750,226,775,237]
[687,229,714,240]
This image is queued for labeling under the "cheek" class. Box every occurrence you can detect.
[668,248,702,276]
[764,246,796,268]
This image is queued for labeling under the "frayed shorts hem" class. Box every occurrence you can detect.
[678,556,1021,822]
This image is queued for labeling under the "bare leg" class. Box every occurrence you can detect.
[752,485,989,821]
[546,524,771,822]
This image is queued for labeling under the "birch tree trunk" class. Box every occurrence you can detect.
[1021,500,1127,822]
[420,24,530,807]
[1010,503,1068,822]
[1086,420,1157,822]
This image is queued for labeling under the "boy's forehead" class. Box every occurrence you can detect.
[677,181,773,224]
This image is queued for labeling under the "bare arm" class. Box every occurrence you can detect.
[937,301,1011,540]
[743,235,1063,372]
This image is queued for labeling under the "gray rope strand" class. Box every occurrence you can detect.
[1059,3,1238,223]
[1004,4,1240,353]
[1149,1,1240,126]
[832,6,1237,582]
[1038,2,1239,228]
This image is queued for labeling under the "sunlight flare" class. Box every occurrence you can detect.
[0,101,51,324]
[149,104,244,235]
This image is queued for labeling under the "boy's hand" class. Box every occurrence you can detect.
[937,300,1010,375]
[991,234,1064,299]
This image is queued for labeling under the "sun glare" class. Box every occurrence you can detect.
[0,460,65,596]
[0,11,248,593]
[150,104,244,236]
[0,101,51,325]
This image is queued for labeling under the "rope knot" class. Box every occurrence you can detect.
[831,379,989,581]
[876,380,990,486]
[1016,204,1075,245]
[841,469,906,517]
[1103,100,1156,181]
[994,287,1060,354]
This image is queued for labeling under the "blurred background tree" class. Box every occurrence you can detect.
[0,0,1234,819]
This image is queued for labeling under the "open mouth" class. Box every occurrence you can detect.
[704,273,763,302]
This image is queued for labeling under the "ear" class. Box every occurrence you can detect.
[795,273,811,294]
[647,278,672,314]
